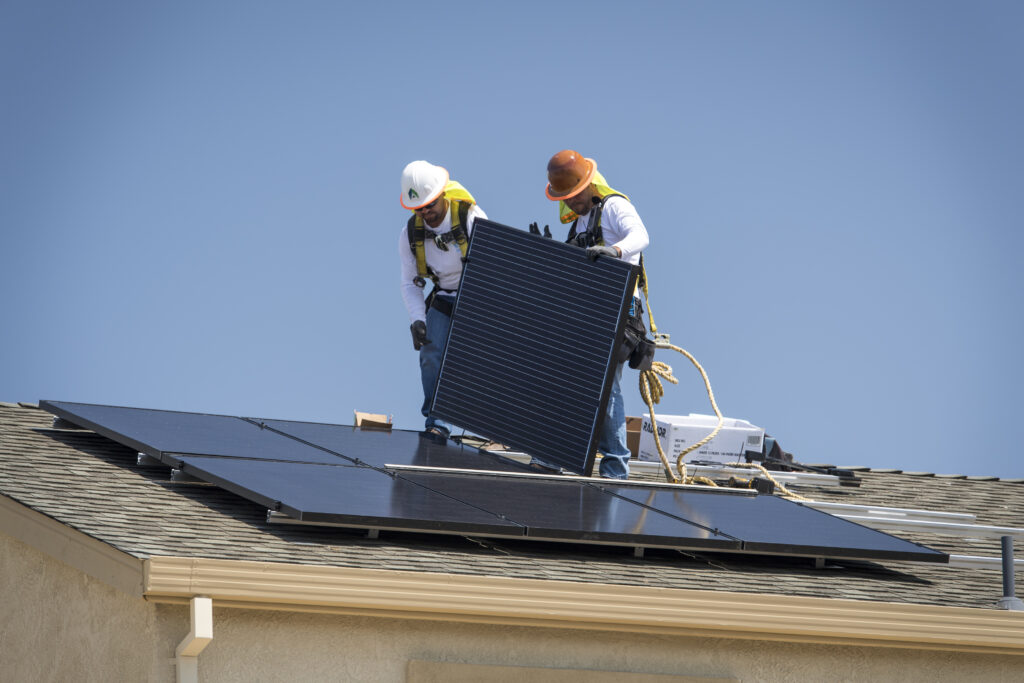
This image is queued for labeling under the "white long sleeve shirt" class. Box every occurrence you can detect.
[571,195,649,264]
[399,203,487,323]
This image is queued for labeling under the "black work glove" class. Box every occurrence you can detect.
[410,320,429,350]
[529,222,552,238]
[586,245,620,261]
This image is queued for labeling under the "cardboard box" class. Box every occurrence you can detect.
[638,413,764,465]
[353,410,393,431]
[626,416,642,458]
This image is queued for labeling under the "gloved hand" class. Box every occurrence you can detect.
[410,320,429,350]
[586,245,620,261]
[529,222,552,238]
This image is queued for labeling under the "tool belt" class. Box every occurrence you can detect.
[616,298,656,371]
[425,289,456,317]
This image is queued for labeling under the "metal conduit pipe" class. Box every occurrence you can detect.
[176,596,214,683]
[997,536,1024,611]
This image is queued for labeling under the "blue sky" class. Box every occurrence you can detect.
[3,1,1022,478]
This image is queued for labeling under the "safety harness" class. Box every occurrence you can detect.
[566,193,657,371]
[406,198,472,317]
[406,198,471,289]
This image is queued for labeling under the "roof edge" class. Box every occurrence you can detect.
[0,494,145,596]
[144,556,1024,655]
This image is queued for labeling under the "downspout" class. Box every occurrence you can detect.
[997,536,1024,611]
[175,596,213,683]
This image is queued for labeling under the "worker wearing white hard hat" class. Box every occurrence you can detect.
[398,160,487,438]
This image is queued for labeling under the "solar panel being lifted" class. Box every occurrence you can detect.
[430,219,639,476]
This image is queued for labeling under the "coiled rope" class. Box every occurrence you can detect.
[638,340,808,500]
[638,343,722,486]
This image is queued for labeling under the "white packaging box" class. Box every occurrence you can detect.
[638,413,765,465]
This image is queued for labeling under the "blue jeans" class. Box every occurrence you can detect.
[531,361,631,479]
[420,294,455,436]
[596,362,631,479]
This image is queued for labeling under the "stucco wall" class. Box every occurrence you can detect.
[3,530,1023,682]
[0,533,171,682]
[196,605,1024,683]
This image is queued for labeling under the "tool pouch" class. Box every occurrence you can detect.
[628,336,656,371]
[616,301,655,371]
[426,290,455,317]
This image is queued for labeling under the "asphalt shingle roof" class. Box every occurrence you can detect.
[2,402,1022,610]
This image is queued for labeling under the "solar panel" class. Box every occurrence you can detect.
[40,400,342,465]
[252,418,530,473]
[596,482,947,562]
[397,471,741,550]
[39,400,949,563]
[430,219,638,475]
[40,400,523,472]
[173,456,524,534]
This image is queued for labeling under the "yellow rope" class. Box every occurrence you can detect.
[638,360,678,482]
[639,257,657,335]
[639,342,723,485]
[719,462,811,501]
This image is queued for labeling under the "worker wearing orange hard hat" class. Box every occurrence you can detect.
[398,160,488,438]
[538,150,650,479]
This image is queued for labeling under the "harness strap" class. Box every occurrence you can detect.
[564,193,657,334]
[565,192,626,247]
[407,199,472,288]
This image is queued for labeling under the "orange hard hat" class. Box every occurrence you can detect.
[545,150,596,200]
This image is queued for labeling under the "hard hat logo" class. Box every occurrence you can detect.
[400,160,450,210]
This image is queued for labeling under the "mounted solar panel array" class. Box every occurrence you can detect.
[40,400,948,563]
[430,219,639,476]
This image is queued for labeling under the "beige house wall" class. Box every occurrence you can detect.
[4,531,1024,683]
[191,606,1024,683]
[0,533,170,682]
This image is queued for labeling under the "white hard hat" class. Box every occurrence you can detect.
[400,160,449,210]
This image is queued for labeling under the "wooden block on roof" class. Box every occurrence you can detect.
[353,410,392,430]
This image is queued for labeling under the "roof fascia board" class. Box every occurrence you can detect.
[143,556,1024,655]
[0,494,144,596]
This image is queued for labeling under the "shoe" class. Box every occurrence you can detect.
[528,462,561,474]
[423,427,448,439]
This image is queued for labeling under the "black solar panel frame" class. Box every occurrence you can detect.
[429,219,639,476]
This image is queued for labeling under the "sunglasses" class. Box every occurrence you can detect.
[414,195,445,213]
